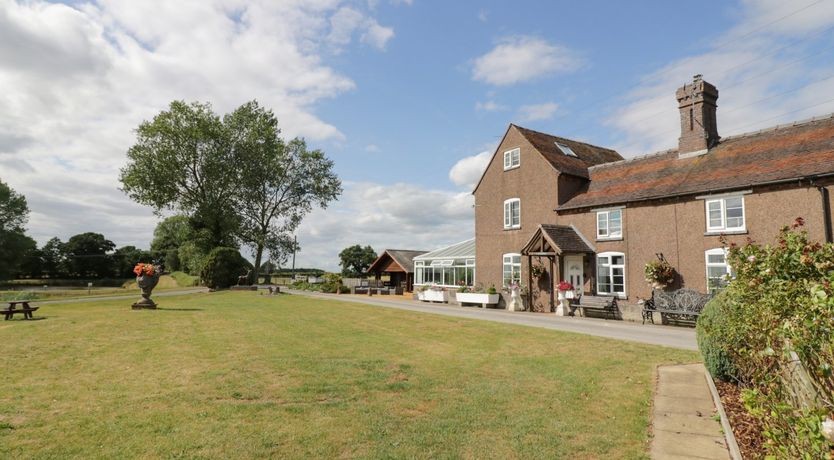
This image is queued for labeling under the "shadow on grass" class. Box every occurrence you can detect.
[155,307,203,312]
[3,317,47,321]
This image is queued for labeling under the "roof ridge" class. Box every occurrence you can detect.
[512,123,619,153]
[589,148,677,170]
[719,112,834,143]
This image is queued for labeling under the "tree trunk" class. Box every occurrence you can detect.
[252,243,264,286]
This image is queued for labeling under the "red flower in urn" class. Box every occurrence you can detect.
[132,263,161,310]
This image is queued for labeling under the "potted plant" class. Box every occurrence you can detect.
[457,284,500,308]
[530,263,546,279]
[419,283,447,302]
[644,255,676,289]
[556,280,574,316]
[132,262,161,310]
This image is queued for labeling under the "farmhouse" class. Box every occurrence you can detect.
[474,75,834,316]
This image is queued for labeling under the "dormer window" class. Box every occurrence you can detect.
[555,142,577,157]
[503,148,520,170]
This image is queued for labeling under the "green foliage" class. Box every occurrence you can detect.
[112,246,153,278]
[63,232,116,278]
[696,293,738,381]
[164,248,180,272]
[320,273,348,293]
[697,219,834,456]
[177,241,208,276]
[339,244,377,277]
[150,215,194,255]
[0,179,33,281]
[487,285,497,295]
[644,257,676,288]
[0,291,37,302]
[199,247,251,289]
[170,271,199,287]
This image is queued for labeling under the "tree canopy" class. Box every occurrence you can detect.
[0,179,35,281]
[339,245,377,277]
[63,232,116,278]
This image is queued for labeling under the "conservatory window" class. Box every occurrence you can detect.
[597,252,626,297]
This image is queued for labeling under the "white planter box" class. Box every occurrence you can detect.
[418,289,448,302]
[456,292,500,307]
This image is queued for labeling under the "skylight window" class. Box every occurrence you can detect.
[556,142,577,157]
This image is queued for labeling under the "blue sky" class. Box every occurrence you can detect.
[2,0,834,270]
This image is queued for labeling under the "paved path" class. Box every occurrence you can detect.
[288,291,697,350]
[651,364,730,459]
[32,288,208,305]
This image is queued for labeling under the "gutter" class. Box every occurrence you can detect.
[556,172,834,213]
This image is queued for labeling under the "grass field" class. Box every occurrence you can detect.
[0,292,698,459]
[0,272,200,302]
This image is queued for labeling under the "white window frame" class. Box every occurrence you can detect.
[705,248,732,294]
[596,251,626,298]
[704,195,746,233]
[502,253,521,287]
[503,148,520,170]
[596,208,623,240]
[503,198,521,229]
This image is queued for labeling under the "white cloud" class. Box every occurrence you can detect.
[472,36,584,86]
[607,0,834,156]
[0,0,393,250]
[449,151,492,190]
[328,6,394,51]
[365,143,380,152]
[475,100,506,112]
[517,102,558,122]
[295,181,474,271]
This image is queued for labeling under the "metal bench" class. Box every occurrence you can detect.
[572,295,618,320]
[642,289,711,324]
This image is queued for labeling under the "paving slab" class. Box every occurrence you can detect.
[651,364,729,460]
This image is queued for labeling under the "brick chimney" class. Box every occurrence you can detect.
[676,74,719,156]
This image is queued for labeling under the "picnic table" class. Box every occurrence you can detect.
[2,301,39,320]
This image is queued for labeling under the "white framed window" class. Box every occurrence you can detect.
[555,142,577,157]
[705,248,732,295]
[414,259,475,287]
[596,209,623,239]
[415,261,424,285]
[502,253,521,287]
[705,195,745,232]
[503,148,520,170]
[503,198,521,229]
[597,252,626,297]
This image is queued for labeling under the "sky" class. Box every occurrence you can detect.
[3,0,834,271]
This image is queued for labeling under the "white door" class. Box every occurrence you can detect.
[565,255,584,294]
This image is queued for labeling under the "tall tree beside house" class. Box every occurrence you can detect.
[119,101,241,250]
[338,244,377,277]
[227,101,341,285]
[0,179,37,281]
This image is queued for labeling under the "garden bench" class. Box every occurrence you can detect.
[572,295,618,319]
[2,301,39,320]
[642,289,710,325]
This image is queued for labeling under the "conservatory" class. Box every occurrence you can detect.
[413,238,476,288]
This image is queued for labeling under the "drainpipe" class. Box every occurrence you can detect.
[818,186,833,243]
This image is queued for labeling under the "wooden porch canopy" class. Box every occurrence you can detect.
[367,249,427,291]
[520,224,595,310]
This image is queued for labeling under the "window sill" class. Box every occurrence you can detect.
[503,227,521,231]
[503,165,520,172]
[704,229,747,236]
[596,237,623,242]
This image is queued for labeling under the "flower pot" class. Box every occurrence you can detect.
[456,292,499,307]
[132,274,160,309]
[419,289,447,303]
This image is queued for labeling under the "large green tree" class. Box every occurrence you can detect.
[120,101,240,249]
[41,237,67,278]
[338,245,377,277]
[63,232,116,278]
[113,245,153,278]
[0,179,35,281]
[226,101,341,284]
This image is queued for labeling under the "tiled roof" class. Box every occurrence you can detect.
[514,125,624,178]
[374,249,427,273]
[414,238,475,261]
[522,224,595,254]
[559,114,834,211]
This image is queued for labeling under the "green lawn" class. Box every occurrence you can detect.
[0,292,698,459]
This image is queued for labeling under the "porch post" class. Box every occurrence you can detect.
[527,254,533,308]
[549,256,555,312]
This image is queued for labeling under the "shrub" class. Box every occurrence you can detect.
[698,218,834,456]
[199,247,251,289]
[170,271,199,287]
[696,292,738,382]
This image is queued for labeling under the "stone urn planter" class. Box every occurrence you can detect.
[508,287,524,311]
[132,263,160,310]
[418,288,447,303]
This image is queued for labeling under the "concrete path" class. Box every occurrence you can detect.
[288,291,697,350]
[31,288,208,305]
[651,364,729,459]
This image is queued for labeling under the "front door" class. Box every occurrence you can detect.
[565,255,584,295]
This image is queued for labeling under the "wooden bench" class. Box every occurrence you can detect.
[572,295,618,319]
[2,301,39,320]
[642,289,711,325]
